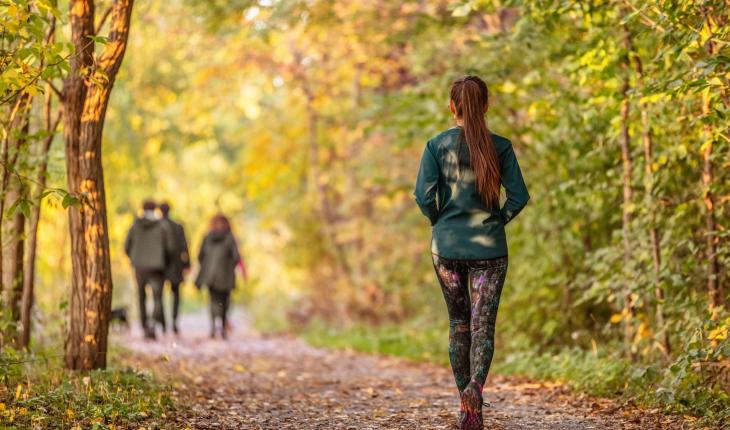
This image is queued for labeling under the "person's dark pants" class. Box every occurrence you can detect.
[135,269,165,333]
[209,290,231,336]
[432,254,508,427]
[169,281,181,327]
[431,255,508,393]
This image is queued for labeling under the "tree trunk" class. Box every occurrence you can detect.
[700,10,724,313]
[0,95,30,322]
[19,88,61,349]
[629,45,671,356]
[640,106,671,355]
[701,93,722,311]
[62,0,134,370]
[619,25,636,359]
[3,179,26,324]
[2,106,30,340]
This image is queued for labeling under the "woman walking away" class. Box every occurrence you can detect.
[414,75,529,430]
[195,214,242,339]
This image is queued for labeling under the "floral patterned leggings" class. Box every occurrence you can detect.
[432,254,508,395]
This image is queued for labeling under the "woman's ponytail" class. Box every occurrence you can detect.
[450,75,501,206]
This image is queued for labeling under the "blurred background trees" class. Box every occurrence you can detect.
[1,0,728,418]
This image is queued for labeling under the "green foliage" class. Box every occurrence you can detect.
[7,0,727,424]
[496,332,730,424]
[0,0,69,101]
[299,317,450,367]
[0,348,172,429]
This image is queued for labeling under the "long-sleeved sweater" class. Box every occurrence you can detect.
[414,127,529,259]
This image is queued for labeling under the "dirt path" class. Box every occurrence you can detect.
[119,312,685,429]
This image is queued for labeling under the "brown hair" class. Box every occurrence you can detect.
[450,75,501,206]
[209,213,231,234]
[142,199,157,211]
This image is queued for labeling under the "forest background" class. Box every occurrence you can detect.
[1,0,729,426]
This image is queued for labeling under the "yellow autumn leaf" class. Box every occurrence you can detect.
[708,327,727,341]
[610,313,622,324]
[699,139,713,155]
[637,322,651,340]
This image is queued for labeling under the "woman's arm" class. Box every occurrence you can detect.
[500,143,530,224]
[414,142,440,225]
[230,235,241,267]
[124,224,134,258]
[228,235,245,286]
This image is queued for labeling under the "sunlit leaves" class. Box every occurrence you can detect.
[17,0,727,414]
[0,0,68,100]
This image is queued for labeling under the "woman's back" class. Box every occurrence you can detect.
[196,231,240,292]
[414,127,529,260]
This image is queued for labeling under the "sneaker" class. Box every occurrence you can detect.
[459,381,483,430]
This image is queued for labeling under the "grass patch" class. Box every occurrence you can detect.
[495,348,730,426]
[0,347,173,429]
[300,318,449,366]
[493,348,632,397]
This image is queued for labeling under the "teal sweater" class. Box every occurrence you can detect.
[414,127,529,259]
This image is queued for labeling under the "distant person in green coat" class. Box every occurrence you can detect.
[414,75,529,430]
[124,200,175,339]
[195,213,244,340]
[159,202,190,335]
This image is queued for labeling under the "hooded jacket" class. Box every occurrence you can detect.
[195,231,240,292]
[124,215,174,271]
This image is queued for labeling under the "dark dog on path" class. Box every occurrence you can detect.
[110,307,130,331]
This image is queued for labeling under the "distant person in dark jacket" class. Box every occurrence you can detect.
[159,202,190,334]
[195,213,243,339]
[124,200,174,339]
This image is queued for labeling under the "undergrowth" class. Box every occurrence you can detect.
[0,346,172,430]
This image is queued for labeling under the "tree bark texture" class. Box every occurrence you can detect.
[62,0,134,370]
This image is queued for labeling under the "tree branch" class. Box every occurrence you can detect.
[48,81,63,99]
[0,52,74,105]
[44,85,63,151]
[45,15,57,44]
[95,6,113,34]
[98,0,135,77]
[620,0,666,33]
